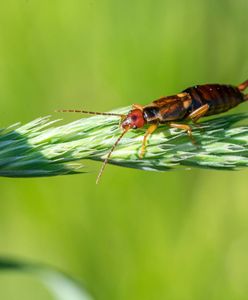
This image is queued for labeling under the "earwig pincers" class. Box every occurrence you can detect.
[57,79,248,183]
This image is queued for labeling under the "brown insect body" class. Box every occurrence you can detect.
[138,84,246,125]
[143,93,192,123]
[58,80,248,183]
[184,84,245,116]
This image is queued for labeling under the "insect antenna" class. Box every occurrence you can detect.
[96,127,129,184]
[56,109,124,117]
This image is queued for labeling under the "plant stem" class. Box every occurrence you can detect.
[1,108,248,178]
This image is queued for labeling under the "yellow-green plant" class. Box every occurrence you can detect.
[0,257,93,300]
[1,108,248,179]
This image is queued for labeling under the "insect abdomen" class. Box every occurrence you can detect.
[184,84,245,116]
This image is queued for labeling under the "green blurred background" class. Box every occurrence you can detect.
[1,0,248,299]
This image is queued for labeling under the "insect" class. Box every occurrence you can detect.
[58,79,248,183]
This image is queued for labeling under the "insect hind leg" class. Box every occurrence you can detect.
[188,104,209,123]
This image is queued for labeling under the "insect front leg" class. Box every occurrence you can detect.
[139,123,158,159]
[119,114,126,126]
[132,104,144,110]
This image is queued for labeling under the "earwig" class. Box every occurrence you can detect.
[57,79,248,183]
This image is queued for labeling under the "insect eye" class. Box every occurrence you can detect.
[131,115,137,121]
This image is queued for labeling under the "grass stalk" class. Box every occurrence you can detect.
[1,107,248,178]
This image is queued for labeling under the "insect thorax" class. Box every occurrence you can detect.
[143,106,160,122]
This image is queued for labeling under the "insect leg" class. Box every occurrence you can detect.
[139,123,158,158]
[119,114,127,126]
[169,123,196,145]
[188,104,209,123]
[132,104,144,110]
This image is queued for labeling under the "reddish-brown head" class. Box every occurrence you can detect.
[121,109,146,130]
[56,107,146,183]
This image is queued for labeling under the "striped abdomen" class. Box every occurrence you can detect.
[184,84,245,116]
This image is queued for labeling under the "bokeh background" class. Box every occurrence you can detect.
[1,0,248,299]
